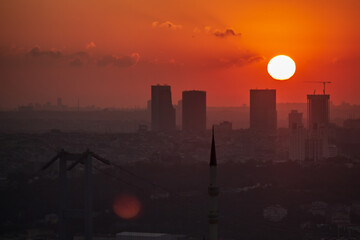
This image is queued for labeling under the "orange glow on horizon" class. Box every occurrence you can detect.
[0,0,359,107]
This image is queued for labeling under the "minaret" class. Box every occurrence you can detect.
[208,126,219,240]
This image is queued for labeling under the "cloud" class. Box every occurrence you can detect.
[152,21,182,30]
[27,46,90,67]
[29,46,62,58]
[86,41,96,49]
[73,51,89,57]
[212,54,264,68]
[213,28,241,38]
[0,45,142,69]
[204,26,212,33]
[69,58,83,67]
[192,26,241,39]
[97,53,140,67]
[248,56,265,63]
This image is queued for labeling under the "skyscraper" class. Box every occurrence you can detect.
[250,89,277,132]
[288,110,305,161]
[307,94,330,132]
[182,90,206,133]
[306,94,330,160]
[151,85,176,132]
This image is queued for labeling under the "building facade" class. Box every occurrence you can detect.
[306,94,330,160]
[182,90,206,133]
[250,89,277,132]
[151,85,176,132]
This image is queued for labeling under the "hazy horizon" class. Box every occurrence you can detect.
[1,99,359,111]
[2,1,360,239]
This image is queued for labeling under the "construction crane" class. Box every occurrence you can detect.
[305,81,332,95]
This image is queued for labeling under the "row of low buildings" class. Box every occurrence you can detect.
[149,85,335,162]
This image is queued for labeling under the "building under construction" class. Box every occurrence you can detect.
[305,94,330,161]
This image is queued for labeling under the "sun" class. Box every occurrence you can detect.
[267,55,296,80]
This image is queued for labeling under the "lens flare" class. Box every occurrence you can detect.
[113,194,141,219]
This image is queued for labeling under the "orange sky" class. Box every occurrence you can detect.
[0,0,359,108]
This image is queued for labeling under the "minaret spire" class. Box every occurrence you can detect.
[210,126,217,166]
[208,126,218,240]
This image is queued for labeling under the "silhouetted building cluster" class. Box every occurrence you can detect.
[288,94,336,162]
[151,85,206,133]
[18,97,98,112]
[149,84,338,162]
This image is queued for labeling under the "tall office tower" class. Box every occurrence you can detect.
[250,89,277,132]
[208,127,218,240]
[182,90,206,132]
[288,110,306,161]
[307,94,330,131]
[151,85,176,132]
[306,94,330,160]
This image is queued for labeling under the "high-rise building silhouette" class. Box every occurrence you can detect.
[182,90,206,132]
[250,89,277,132]
[288,110,306,161]
[151,85,176,132]
[306,94,330,161]
[307,94,330,131]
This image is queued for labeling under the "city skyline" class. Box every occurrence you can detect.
[7,84,360,112]
[1,0,360,108]
[1,1,360,239]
